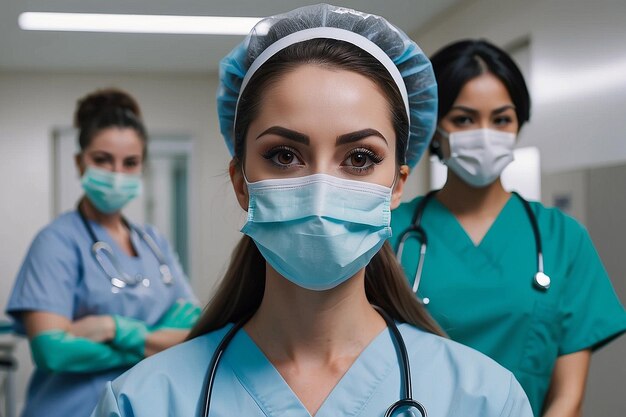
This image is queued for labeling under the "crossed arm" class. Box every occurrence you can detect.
[23,302,199,373]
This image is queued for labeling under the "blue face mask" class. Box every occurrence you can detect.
[241,173,393,291]
[81,166,143,214]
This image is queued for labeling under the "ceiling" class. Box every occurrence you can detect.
[0,0,463,74]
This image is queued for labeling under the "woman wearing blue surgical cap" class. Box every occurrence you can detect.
[91,5,533,417]
[6,88,200,417]
[390,39,626,416]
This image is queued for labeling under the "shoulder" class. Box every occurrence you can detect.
[37,211,82,238]
[527,200,585,233]
[110,326,231,395]
[400,323,513,379]
[398,324,531,415]
[526,200,589,249]
[27,211,84,254]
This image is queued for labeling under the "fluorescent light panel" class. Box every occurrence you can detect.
[18,12,262,35]
[533,57,626,103]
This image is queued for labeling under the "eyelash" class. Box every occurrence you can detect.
[494,116,513,125]
[450,115,514,126]
[451,115,473,126]
[343,147,384,174]
[262,145,302,169]
[261,145,384,175]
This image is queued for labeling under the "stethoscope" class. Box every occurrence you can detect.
[396,190,551,304]
[77,204,174,292]
[201,306,428,417]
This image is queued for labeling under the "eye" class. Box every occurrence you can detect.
[493,115,514,126]
[342,148,383,174]
[450,115,474,126]
[92,155,112,166]
[262,146,303,168]
[124,158,141,168]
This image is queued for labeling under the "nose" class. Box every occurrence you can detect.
[111,161,125,173]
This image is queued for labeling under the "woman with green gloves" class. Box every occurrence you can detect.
[6,88,200,417]
[390,39,626,416]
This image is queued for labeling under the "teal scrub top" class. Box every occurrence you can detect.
[6,210,197,417]
[390,194,626,415]
[91,323,533,417]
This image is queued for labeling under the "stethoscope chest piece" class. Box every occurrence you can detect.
[385,398,428,417]
[160,264,174,285]
[533,272,551,290]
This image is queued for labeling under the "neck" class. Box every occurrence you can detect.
[79,197,124,230]
[437,171,510,216]
[245,267,385,364]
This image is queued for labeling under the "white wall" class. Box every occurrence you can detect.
[414,0,626,174]
[0,71,244,411]
[414,0,626,414]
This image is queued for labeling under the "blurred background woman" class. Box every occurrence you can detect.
[5,88,200,417]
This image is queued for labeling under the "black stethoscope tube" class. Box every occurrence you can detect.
[395,190,551,296]
[201,307,427,417]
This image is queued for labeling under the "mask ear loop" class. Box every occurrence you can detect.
[241,166,251,184]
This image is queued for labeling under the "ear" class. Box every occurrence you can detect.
[391,165,409,210]
[229,159,249,211]
[75,153,86,177]
[431,128,450,161]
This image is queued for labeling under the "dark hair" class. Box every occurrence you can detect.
[74,88,148,153]
[429,39,531,155]
[189,39,444,339]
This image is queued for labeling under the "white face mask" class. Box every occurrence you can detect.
[439,128,516,188]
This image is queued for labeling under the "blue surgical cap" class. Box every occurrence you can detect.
[217,3,437,168]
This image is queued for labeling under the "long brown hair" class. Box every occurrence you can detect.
[189,38,444,339]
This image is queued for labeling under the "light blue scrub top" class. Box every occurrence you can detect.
[390,196,626,415]
[91,323,533,417]
[6,210,197,417]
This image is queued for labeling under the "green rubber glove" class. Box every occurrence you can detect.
[153,300,202,330]
[111,315,150,356]
[30,330,142,373]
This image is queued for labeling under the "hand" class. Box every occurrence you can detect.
[153,300,202,331]
[68,315,116,342]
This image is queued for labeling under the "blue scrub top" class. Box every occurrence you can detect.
[91,323,533,417]
[390,195,626,415]
[6,210,197,417]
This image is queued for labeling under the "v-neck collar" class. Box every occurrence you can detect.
[223,326,399,417]
[432,194,515,248]
[426,195,518,271]
[86,215,143,260]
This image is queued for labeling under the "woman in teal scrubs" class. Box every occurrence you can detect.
[91,5,533,417]
[6,89,200,417]
[390,40,626,416]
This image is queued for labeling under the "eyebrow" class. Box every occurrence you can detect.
[451,105,516,115]
[88,151,142,159]
[256,126,309,144]
[255,126,388,146]
[336,129,388,146]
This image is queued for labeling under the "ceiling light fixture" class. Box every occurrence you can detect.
[18,12,263,35]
